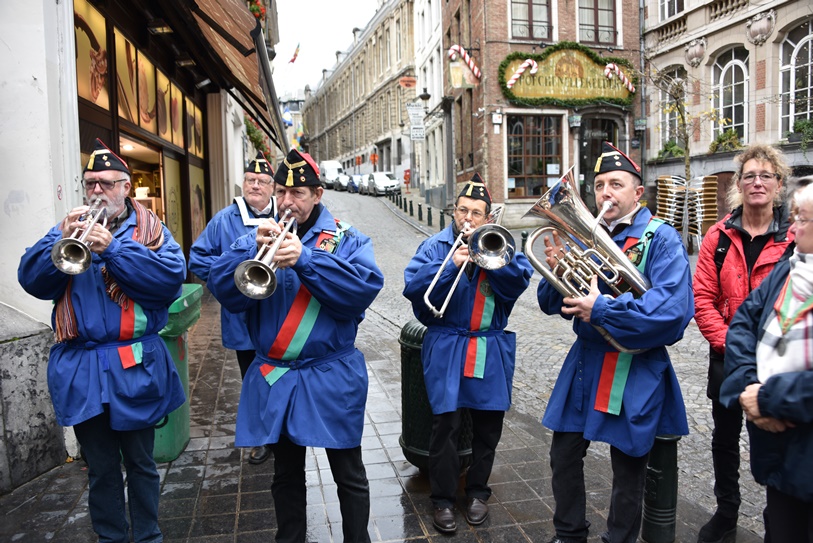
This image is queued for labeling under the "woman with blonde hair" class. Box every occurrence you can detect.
[693,143,794,543]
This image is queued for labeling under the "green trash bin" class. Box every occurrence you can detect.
[153,284,203,463]
[399,318,472,472]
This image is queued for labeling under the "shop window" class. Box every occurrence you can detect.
[507,114,563,199]
[511,0,552,41]
[713,48,749,143]
[74,0,109,110]
[779,18,813,135]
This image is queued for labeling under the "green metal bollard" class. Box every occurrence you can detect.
[418,203,423,221]
[427,206,433,227]
[642,435,681,543]
[521,231,528,253]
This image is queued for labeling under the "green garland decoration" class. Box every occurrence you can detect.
[498,42,637,108]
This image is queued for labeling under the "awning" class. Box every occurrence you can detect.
[166,0,287,151]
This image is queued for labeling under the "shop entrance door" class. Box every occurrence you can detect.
[579,119,617,213]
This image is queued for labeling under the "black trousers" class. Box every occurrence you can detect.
[271,436,371,543]
[236,349,255,379]
[707,349,743,518]
[765,485,813,543]
[428,408,504,508]
[550,431,649,543]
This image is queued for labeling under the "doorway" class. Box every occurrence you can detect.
[579,119,618,213]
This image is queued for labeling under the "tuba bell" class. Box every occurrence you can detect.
[51,198,108,275]
[524,169,649,353]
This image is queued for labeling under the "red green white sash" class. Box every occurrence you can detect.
[593,217,664,415]
[118,302,147,369]
[260,285,322,386]
[464,270,495,379]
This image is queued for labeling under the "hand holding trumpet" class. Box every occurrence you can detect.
[256,215,301,269]
[61,204,112,254]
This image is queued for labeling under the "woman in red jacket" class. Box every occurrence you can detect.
[693,144,793,543]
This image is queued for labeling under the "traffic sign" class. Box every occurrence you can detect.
[410,126,425,141]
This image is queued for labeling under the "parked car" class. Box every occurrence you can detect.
[365,171,401,196]
[348,174,363,193]
[333,174,351,191]
[357,174,372,195]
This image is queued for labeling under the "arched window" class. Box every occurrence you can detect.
[780,18,813,134]
[713,47,749,142]
[658,66,686,149]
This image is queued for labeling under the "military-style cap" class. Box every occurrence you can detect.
[457,172,492,205]
[84,138,130,174]
[274,149,320,187]
[245,151,274,176]
[594,142,641,180]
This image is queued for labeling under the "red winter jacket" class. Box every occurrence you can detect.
[693,205,793,354]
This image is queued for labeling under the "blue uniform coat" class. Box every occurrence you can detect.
[721,258,813,502]
[537,208,692,457]
[189,199,268,350]
[18,209,187,431]
[208,204,383,449]
[403,226,533,414]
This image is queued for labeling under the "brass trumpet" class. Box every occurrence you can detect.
[51,198,108,275]
[234,209,298,299]
[524,172,649,353]
[423,206,516,318]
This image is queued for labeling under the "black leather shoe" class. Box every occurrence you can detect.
[248,444,272,464]
[697,512,737,543]
[432,507,456,533]
[465,497,489,525]
[547,537,587,543]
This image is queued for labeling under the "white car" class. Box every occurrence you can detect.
[365,171,401,196]
[333,174,351,191]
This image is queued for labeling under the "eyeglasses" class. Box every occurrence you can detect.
[741,172,779,184]
[244,177,272,186]
[81,178,127,191]
[454,206,485,220]
[795,215,813,227]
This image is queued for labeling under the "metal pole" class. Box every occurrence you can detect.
[443,97,454,212]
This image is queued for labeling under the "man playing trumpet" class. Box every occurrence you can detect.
[189,151,276,464]
[537,143,693,543]
[18,138,186,543]
[208,149,383,543]
[403,174,533,533]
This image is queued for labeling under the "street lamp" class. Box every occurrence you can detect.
[419,88,431,112]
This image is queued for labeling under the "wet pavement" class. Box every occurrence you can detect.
[0,189,766,543]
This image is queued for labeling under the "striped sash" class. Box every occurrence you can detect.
[463,270,495,379]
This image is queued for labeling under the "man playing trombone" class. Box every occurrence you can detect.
[536,143,693,543]
[189,151,276,465]
[208,149,383,543]
[403,174,533,534]
[18,138,186,543]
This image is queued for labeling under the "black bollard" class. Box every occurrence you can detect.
[642,435,681,543]
[521,231,528,253]
[427,206,433,227]
[409,200,414,216]
[440,211,445,230]
[397,193,402,207]
[418,203,423,221]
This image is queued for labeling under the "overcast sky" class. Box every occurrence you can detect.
[272,0,381,100]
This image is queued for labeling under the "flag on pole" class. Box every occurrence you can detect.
[289,43,300,64]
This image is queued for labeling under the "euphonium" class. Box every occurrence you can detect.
[234,209,298,299]
[524,171,649,353]
[51,198,108,275]
[423,206,516,318]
